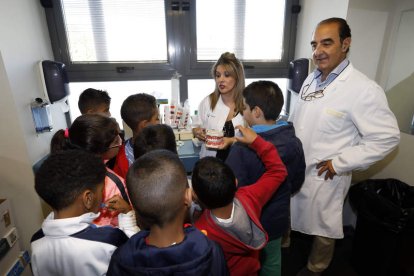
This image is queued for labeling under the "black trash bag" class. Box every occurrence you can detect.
[349,178,414,276]
[349,178,414,233]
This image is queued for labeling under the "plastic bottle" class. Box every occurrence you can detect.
[191,110,201,128]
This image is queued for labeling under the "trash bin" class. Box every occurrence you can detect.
[349,178,414,276]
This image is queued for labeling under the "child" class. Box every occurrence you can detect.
[51,114,133,227]
[78,88,111,116]
[78,88,119,169]
[114,93,160,178]
[133,124,177,159]
[192,125,288,275]
[107,150,229,275]
[31,150,130,276]
[132,124,202,224]
[225,80,306,275]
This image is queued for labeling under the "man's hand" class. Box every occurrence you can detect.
[317,160,336,180]
[234,125,258,145]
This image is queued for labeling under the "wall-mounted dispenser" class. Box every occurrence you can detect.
[38,60,69,104]
[31,98,53,133]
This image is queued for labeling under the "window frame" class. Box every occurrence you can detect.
[186,0,299,78]
[42,0,300,100]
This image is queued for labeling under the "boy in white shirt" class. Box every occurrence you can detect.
[31,150,137,276]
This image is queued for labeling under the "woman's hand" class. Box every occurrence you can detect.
[192,127,206,141]
[105,195,132,214]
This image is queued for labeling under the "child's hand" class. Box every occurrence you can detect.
[105,195,132,214]
[217,137,236,150]
[234,125,258,145]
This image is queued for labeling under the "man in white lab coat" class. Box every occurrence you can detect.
[289,17,400,275]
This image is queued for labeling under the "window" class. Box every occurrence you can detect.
[60,0,168,63]
[43,0,299,114]
[196,0,286,61]
[67,80,171,127]
[67,77,287,127]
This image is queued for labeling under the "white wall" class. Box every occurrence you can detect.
[0,52,43,252]
[347,0,391,81]
[295,0,349,59]
[386,9,414,90]
[0,1,67,164]
[295,0,390,81]
[353,132,414,186]
[0,1,67,250]
[347,0,414,186]
[370,133,414,185]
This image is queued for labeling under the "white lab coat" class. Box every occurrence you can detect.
[289,63,400,238]
[198,95,244,158]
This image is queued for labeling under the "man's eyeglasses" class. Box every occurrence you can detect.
[300,60,350,102]
[301,89,325,101]
[300,77,326,101]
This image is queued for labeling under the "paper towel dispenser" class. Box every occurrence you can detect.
[38,60,69,104]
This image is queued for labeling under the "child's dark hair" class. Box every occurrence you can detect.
[50,114,119,154]
[35,150,106,211]
[243,81,284,121]
[192,157,237,209]
[121,93,157,132]
[133,124,177,159]
[78,88,111,114]
[126,150,187,228]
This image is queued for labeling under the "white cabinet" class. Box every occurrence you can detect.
[0,199,32,276]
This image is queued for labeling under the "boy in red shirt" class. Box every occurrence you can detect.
[192,126,287,275]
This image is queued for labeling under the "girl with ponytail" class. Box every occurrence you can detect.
[50,114,133,227]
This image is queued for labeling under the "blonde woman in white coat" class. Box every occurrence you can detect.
[193,52,245,160]
[289,18,400,276]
